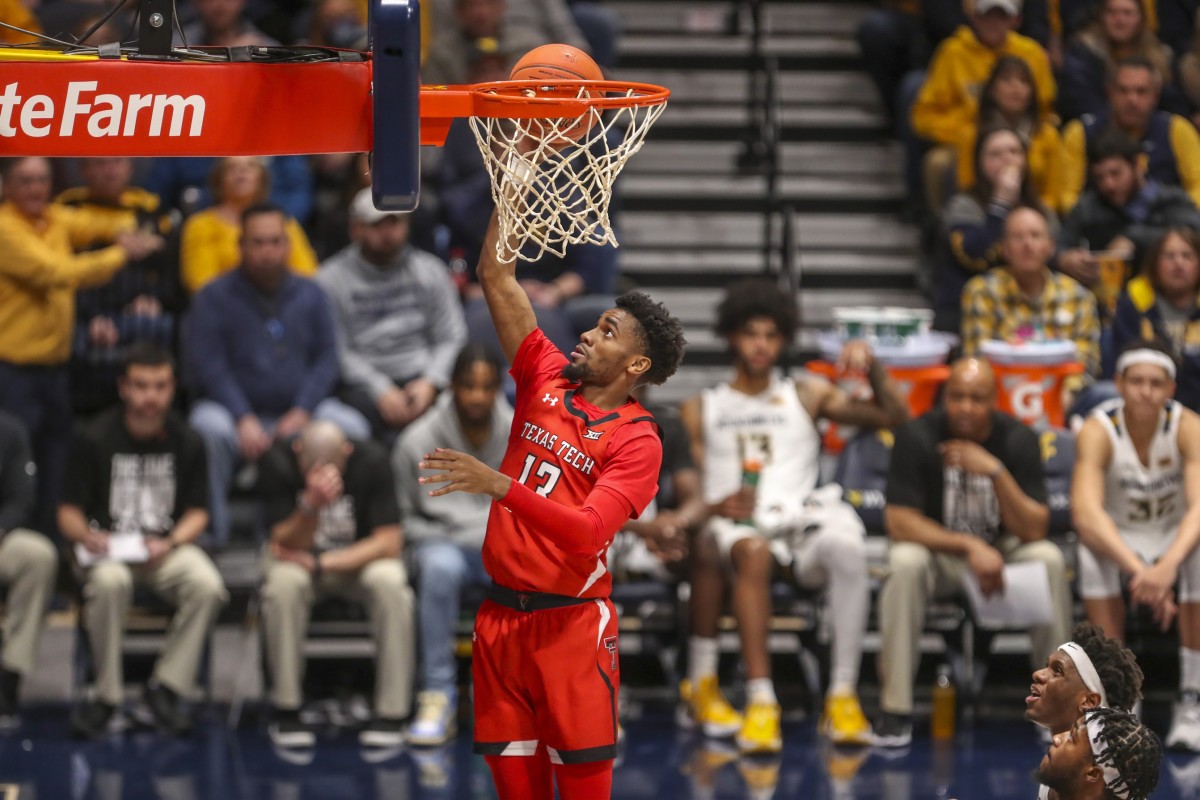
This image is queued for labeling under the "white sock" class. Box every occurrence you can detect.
[688,636,719,686]
[746,678,777,706]
[1182,648,1200,693]
[827,681,856,699]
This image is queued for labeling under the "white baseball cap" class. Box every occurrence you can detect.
[974,0,1022,15]
[350,188,409,224]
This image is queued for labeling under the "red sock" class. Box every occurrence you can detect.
[553,759,614,800]
[485,750,554,800]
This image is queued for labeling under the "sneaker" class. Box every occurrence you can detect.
[1168,691,1200,752]
[871,712,913,749]
[71,700,117,740]
[819,690,872,746]
[408,691,456,746]
[143,682,192,736]
[268,709,316,750]
[736,702,782,755]
[678,676,743,738]
[360,717,406,748]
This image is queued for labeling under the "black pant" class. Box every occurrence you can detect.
[0,362,71,540]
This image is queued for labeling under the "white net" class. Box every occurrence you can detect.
[467,83,667,263]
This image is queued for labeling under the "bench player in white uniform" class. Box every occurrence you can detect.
[1073,341,1200,751]
[678,279,908,753]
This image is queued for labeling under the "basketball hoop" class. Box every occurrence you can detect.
[452,79,668,264]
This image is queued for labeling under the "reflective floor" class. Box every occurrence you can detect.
[2,707,1200,799]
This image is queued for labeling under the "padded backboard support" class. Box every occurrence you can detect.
[369,0,421,211]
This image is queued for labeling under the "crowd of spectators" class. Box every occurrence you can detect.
[0,0,623,750]
[4,0,1200,767]
[861,0,1200,419]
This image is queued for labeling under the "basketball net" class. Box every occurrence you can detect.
[467,83,667,264]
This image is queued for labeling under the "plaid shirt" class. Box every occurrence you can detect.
[961,267,1101,377]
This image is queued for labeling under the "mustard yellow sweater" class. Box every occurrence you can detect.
[0,202,135,364]
[912,26,1057,147]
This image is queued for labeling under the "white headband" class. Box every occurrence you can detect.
[1059,641,1109,709]
[1116,349,1176,380]
[1086,714,1130,800]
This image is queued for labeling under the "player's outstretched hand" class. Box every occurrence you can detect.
[420,448,512,499]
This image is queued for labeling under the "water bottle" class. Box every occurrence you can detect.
[739,458,761,525]
[931,663,956,740]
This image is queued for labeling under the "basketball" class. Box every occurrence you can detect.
[510,43,603,146]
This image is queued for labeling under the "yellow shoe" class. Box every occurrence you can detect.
[736,701,782,754]
[819,690,872,746]
[678,676,743,738]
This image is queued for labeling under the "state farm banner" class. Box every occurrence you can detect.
[0,59,373,156]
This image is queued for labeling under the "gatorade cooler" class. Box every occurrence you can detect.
[980,340,1085,428]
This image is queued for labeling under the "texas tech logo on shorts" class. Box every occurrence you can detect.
[603,636,618,671]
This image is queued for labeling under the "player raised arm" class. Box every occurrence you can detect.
[1072,418,1145,577]
[476,209,538,365]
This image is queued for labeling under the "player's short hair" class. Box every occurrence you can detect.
[1085,707,1162,800]
[714,278,798,342]
[451,343,504,384]
[1071,622,1143,713]
[122,341,176,375]
[615,292,686,386]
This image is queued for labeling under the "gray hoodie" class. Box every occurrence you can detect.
[317,244,467,400]
[392,391,513,548]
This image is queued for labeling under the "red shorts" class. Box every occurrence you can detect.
[472,597,620,764]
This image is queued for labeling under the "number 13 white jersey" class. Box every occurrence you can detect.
[1095,398,1185,559]
[700,375,820,533]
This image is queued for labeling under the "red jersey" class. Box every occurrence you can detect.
[484,329,662,598]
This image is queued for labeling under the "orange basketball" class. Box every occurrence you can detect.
[510,43,603,145]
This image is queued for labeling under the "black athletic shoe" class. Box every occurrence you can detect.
[360,717,406,748]
[871,712,913,748]
[144,682,193,735]
[269,709,316,749]
[71,700,117,739]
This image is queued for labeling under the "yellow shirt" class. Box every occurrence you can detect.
[180,209,318,294]
[911,26,1057,147]
[0,202,135,365]
[1059,114,1200,211]
[956,121,1065,212]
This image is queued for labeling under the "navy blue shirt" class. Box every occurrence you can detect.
[184,270,340,418]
